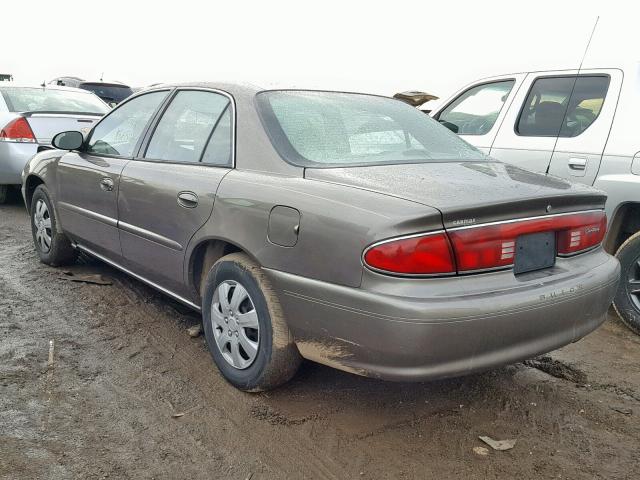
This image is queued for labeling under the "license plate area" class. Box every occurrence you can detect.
[513,231,556,274]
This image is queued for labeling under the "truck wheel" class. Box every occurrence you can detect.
[613,231,640,335]
[0,185,8,204]
[202,252,301,391]
[30,185,77,266]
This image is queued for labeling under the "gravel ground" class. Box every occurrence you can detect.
[1,191,639,479]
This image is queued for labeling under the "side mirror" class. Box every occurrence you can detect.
[52,131,84,150]
[438,120,459,134]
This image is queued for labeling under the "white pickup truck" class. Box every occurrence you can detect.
[428,63,640,334]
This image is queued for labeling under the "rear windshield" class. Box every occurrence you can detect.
[80,83,133,104]
[256,90,487,167]
[0,87,109,114]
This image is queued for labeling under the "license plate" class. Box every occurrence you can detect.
[513,231,556,274]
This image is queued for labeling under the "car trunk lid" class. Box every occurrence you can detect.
[304,161,606,228]
[21,112,102,145]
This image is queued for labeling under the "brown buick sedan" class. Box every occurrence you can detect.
[21,83,619,391]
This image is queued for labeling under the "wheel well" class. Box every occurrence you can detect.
[189,240,242,300]
[605,202,640,254]
[24,175,44,212]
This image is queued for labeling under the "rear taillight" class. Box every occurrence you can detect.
[556,212,607,255]
[0,117,36,143]
[448,210,607,272]
[363,231,456,275]
[363,211,606,276]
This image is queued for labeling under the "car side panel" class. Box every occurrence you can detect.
[183,169,444,293]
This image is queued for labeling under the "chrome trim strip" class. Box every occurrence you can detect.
[362,230,457,278]
[447,209,604,231]
[118,220,183,251]
[58,202,117,227]
[75,244,201,311]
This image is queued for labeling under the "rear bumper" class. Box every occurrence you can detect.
[266,248,620,381]
[0,142,37,185]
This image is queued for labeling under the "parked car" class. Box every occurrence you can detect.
[48,77,133,106]
[0,84,110,203]
[430,64,640,334]
[22,83,619,391]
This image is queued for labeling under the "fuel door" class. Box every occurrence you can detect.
[268,206,301,247]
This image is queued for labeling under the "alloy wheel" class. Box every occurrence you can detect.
[210,280,260,369]
[627,256,640,312]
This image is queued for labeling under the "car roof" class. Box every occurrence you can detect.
[0,83,99,94]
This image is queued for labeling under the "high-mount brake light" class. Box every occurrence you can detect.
[0,117,36,143]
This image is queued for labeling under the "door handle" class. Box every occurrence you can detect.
[99,177,114,191]
[177,191,198,208]
[568,158,587,171]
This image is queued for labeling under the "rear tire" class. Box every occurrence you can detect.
[30,185,77,266]
[613,231,640,335]
[202,253,301,391]
[0,185,8,204]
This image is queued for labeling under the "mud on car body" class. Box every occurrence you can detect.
[22,83,619,390]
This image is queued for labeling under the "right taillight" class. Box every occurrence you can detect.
[556,211,607,255]
[0,117,36,143]
[363,231,456,275]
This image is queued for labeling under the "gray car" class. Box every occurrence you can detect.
[0,84,109,203]
[22,83,620,391]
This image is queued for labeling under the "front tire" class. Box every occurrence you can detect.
[30,185,77,266]
[202,253,301,391]
[613,231,640,335]
[0,185,8,204]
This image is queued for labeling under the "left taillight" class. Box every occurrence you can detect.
[0,117,36,143]
[363,231,456,275]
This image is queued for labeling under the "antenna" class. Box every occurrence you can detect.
[546,16,599,173]
[100,72,104,82]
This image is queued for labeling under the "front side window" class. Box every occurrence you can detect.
[437,80,515,135]
[257,91,487,167]
[517,75,610,137]
[0,87,110,114]
[86,91,168,157]
[145,90,231,164]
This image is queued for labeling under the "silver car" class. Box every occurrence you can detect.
[22,83,620,391]
[0,84,109,203]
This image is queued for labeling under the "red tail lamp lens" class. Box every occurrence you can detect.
[448,211,607,272]
[0,117,36,142]
[364,232,456,275]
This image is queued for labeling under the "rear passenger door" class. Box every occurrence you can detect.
[433,76,523,154]
[490,69,622,181]
[117,88,234,297]
[546,69,622,185]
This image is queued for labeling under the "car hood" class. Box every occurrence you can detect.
[304,161,607,228]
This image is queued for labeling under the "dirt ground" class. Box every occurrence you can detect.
[1,191,639,480]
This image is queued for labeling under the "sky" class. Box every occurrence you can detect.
[3,0,635,106]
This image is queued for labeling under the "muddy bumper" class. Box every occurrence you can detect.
[265,248,620,381]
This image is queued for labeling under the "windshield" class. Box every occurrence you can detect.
[0,87,110,114]
[256,91,487,167]
[80,83,133,105]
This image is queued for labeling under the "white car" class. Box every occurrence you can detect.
[430,63,640,334]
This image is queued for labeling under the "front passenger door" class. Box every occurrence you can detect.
[117,89,234,297]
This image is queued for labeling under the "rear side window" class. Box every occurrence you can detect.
[437,80,515,135]
[145,90,231,164]
[517,75,610,137]
[0,87,109,114]
[86,91,168,157]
